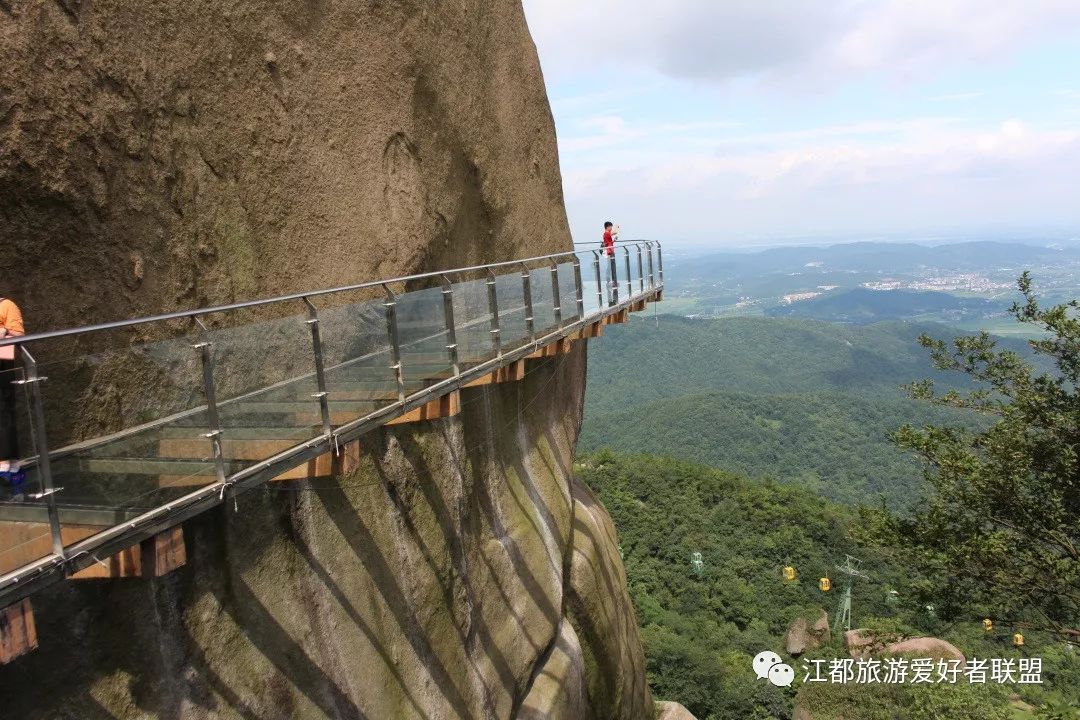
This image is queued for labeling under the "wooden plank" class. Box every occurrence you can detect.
[525,338,571,359]
[601,308,629,325]
[157,451,336,487]
[68,526,187,580]
[387,391,461,424]
[141,526,186,578]
[70,543,141,579]
[333,439,362,476]
[0,523,99,575]
[0,598,37,664]
[565,322,603,343]
[463,359,526,387]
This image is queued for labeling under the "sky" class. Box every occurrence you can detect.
[521,0,1080,248]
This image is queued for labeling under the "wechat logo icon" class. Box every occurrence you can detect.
[753,650,796,687]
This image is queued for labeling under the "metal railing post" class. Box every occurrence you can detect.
[15,346,64,558]
[520,264,536,343]
[302,298,333,439]
[550,262,563,328]
[646,242,656,290]
[382,284,407,403]
[591,251,603,311]
[573,255,585,318]
[637,244,645,295]
[486,269,502,359]
[623,246,633,299]
[608,252,620,306]
[657,241,664,286]
[441,275,461,376]
[192,318,229,486]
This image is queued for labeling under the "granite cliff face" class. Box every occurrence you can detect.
[0,1,653,717]
[1,0,570,326]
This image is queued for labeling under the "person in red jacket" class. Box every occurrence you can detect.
[602,221,620,303]
[602,221,617,257]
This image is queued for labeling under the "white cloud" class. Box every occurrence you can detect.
[524,0,1080,87]
[524,1,1080,243]
[559,119,1080,241]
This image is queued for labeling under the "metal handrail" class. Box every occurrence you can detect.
[0,245,648,348]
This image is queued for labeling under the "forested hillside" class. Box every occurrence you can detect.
[580,390,976,507]
[582,315,1033,507]
[585,316,1004,415]
[583,452,1079,720]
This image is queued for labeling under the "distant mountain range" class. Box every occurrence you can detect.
[652,239,1080,321]
[664,240,1079,285]
[766,287,1004,324]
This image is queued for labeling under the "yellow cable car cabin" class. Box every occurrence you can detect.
[1014,633,1025,647]
[819,577,831,592]
[783,566,797,581]
[983,619,993,632]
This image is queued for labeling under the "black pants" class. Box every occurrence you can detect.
[0,358,18,459]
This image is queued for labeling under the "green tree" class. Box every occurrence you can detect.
[862,273,1080,638]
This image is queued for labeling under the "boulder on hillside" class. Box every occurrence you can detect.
[845,628,881,659]
[886,637,965,662]
[845,630,966,662]
[656,701,699,719]
[786,609,831,656]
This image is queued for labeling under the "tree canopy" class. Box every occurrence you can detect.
[861,273,1080,639]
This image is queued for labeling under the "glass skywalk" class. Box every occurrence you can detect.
[0,242,663,605]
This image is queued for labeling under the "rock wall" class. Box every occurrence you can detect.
[1,0,569,328]
[0,1,654,717]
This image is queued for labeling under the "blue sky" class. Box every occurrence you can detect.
[521,1,1080,248]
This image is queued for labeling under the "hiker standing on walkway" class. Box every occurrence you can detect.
[602,221,617,257]
[602,221,619,304]
[0,296,26,494]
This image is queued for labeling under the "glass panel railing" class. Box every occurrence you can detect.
[396,285,454,388]
[582,254,604,318]
[623,249,639,300]
[643,245,657,291]
[205,309,323,474]
[558,260,581,324]
[529,267,556,337]
[22,329,215,548]
[495,271,529,350]
[316,295,401,426]
[603,253,621,306]
[451,277,495,363]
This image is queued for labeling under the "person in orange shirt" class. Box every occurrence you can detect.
[0,296,26,494]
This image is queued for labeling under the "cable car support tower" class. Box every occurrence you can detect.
[834,555,869,632]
